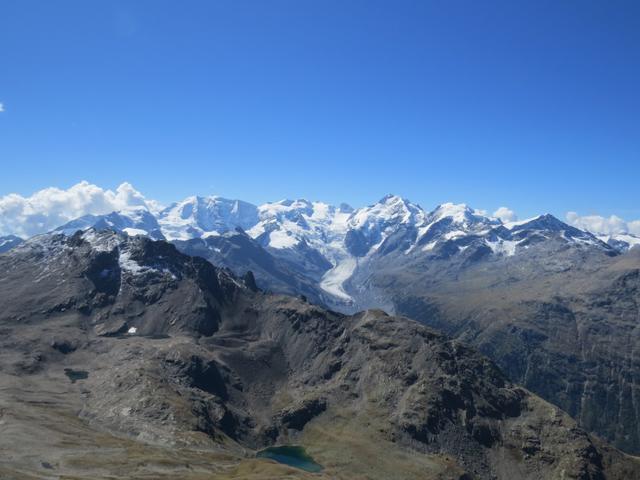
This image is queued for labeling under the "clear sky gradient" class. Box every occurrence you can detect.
[1,0,639,218]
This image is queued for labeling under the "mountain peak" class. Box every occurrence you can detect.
[351,195,424,227]
[157,195,259,240]
[339,202,354,213]
[427,203,494,228]
[509,213,567,231]
[432,202,471,218]
[377,194,416,207]
[378,193,401,203]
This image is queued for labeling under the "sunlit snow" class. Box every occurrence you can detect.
[319,257,357,301]
[485,239,519,257]
[122,227,148,237]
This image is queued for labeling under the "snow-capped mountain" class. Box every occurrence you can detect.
[157,196,259,240]
[344,195,425,256]
[247,199,352,256]
[56,208,165,240]
[6,193,619,308]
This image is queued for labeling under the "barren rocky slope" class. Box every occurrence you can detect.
[348,233,640,454]
[0,230,638,479]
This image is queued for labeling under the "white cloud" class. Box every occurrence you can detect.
[566,212,640,236]
[493,206,517,223]
[0,102,4,112]
[0,181,153,238]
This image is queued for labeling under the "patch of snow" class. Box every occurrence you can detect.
[621,235,640,247]
[118,249,146,274]
[268,229,299,249]
[504,215,543,230]
[162,268,178,280]
[599,233,640,248]
[81,230,119,252]
[572,235,599,246]
[443,230,467,240]
[122,227,148,237]
[486,239,519,257]
[127,327,137,334]
[0,238,13,247]
[422,240,438,252]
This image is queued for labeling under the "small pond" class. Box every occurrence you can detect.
[64,368,89,383]
[256,445,323,473]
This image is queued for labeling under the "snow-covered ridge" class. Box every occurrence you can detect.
[597,233,640,252]
[9,193,620,303]
[80,230,180,281]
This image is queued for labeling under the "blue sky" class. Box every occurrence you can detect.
[1,0,639,219]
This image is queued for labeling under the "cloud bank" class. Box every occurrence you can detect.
[566,212,640,236]
[0,181,153,238]
[493,206,517,223]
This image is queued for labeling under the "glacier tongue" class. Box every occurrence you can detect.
[319,257,357,301]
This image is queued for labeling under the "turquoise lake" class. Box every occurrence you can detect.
[256,445,323,473]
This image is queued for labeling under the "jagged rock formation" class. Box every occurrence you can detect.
[0,230,638,479]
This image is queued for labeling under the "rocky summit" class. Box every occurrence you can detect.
[0,230,639,479]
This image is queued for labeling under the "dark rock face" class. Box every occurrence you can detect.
[345,228,371,257]
[173,231,330,305]
[0,230,638,479]
[242,270,259,291]
[278,398,327,430]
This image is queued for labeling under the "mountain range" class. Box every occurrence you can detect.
[2,193,640,459]
[14,193,635,307]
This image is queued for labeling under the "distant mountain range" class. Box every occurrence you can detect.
[4,193,636,304]
[2,193,640,454]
